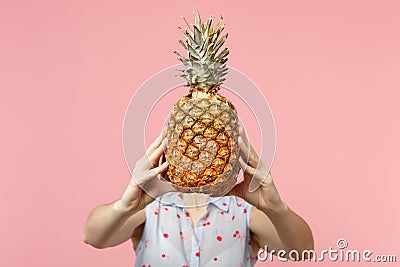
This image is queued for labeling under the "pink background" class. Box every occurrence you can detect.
[1,0,399,266]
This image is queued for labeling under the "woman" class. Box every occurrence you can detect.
[83,127,314,266]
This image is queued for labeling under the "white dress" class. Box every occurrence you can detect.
[134,192,257,267]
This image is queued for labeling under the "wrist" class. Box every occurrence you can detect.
[112,199,141,216]
[261,200,289,217]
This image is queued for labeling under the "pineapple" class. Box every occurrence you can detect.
[165,11,240,195]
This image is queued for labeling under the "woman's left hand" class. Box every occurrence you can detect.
[228,127,285,213]
[228,128,314,256]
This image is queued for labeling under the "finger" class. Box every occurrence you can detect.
[238,125,252,147]
[146,138,167,168]
[238,137,259,168]
[238,125,247,140]
[146,132,163,156]
[238,126,256,153]
[240,159,261,193]
[249,172,266,193]
[238,136,250,162]
[239,157,256,177]
[148,161,169,177]
[162,124,168,139]
[134,160,169,186]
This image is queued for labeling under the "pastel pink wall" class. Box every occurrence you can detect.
[1,0,399,266]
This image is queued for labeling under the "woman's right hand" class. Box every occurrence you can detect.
[113,130,176,213]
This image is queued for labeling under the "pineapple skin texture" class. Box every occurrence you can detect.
[165,94,240,195]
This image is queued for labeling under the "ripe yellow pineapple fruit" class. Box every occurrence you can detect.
[165,11,240,195]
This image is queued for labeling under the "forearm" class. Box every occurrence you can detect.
[262,202,314,253]
[82,200,141,248]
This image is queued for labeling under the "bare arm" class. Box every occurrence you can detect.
[257,191,313,255]
[229,127,314,259]
[249,207,284,253]
[83,131,175,248]
[83,202,146,248]
[249,195,314,256]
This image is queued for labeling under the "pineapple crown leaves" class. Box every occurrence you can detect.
[174,10,229,92]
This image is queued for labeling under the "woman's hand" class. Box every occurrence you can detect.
[114,130,175,213]
[228,127,284,213]
[228,127,314,256]
[83,129,176,249]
